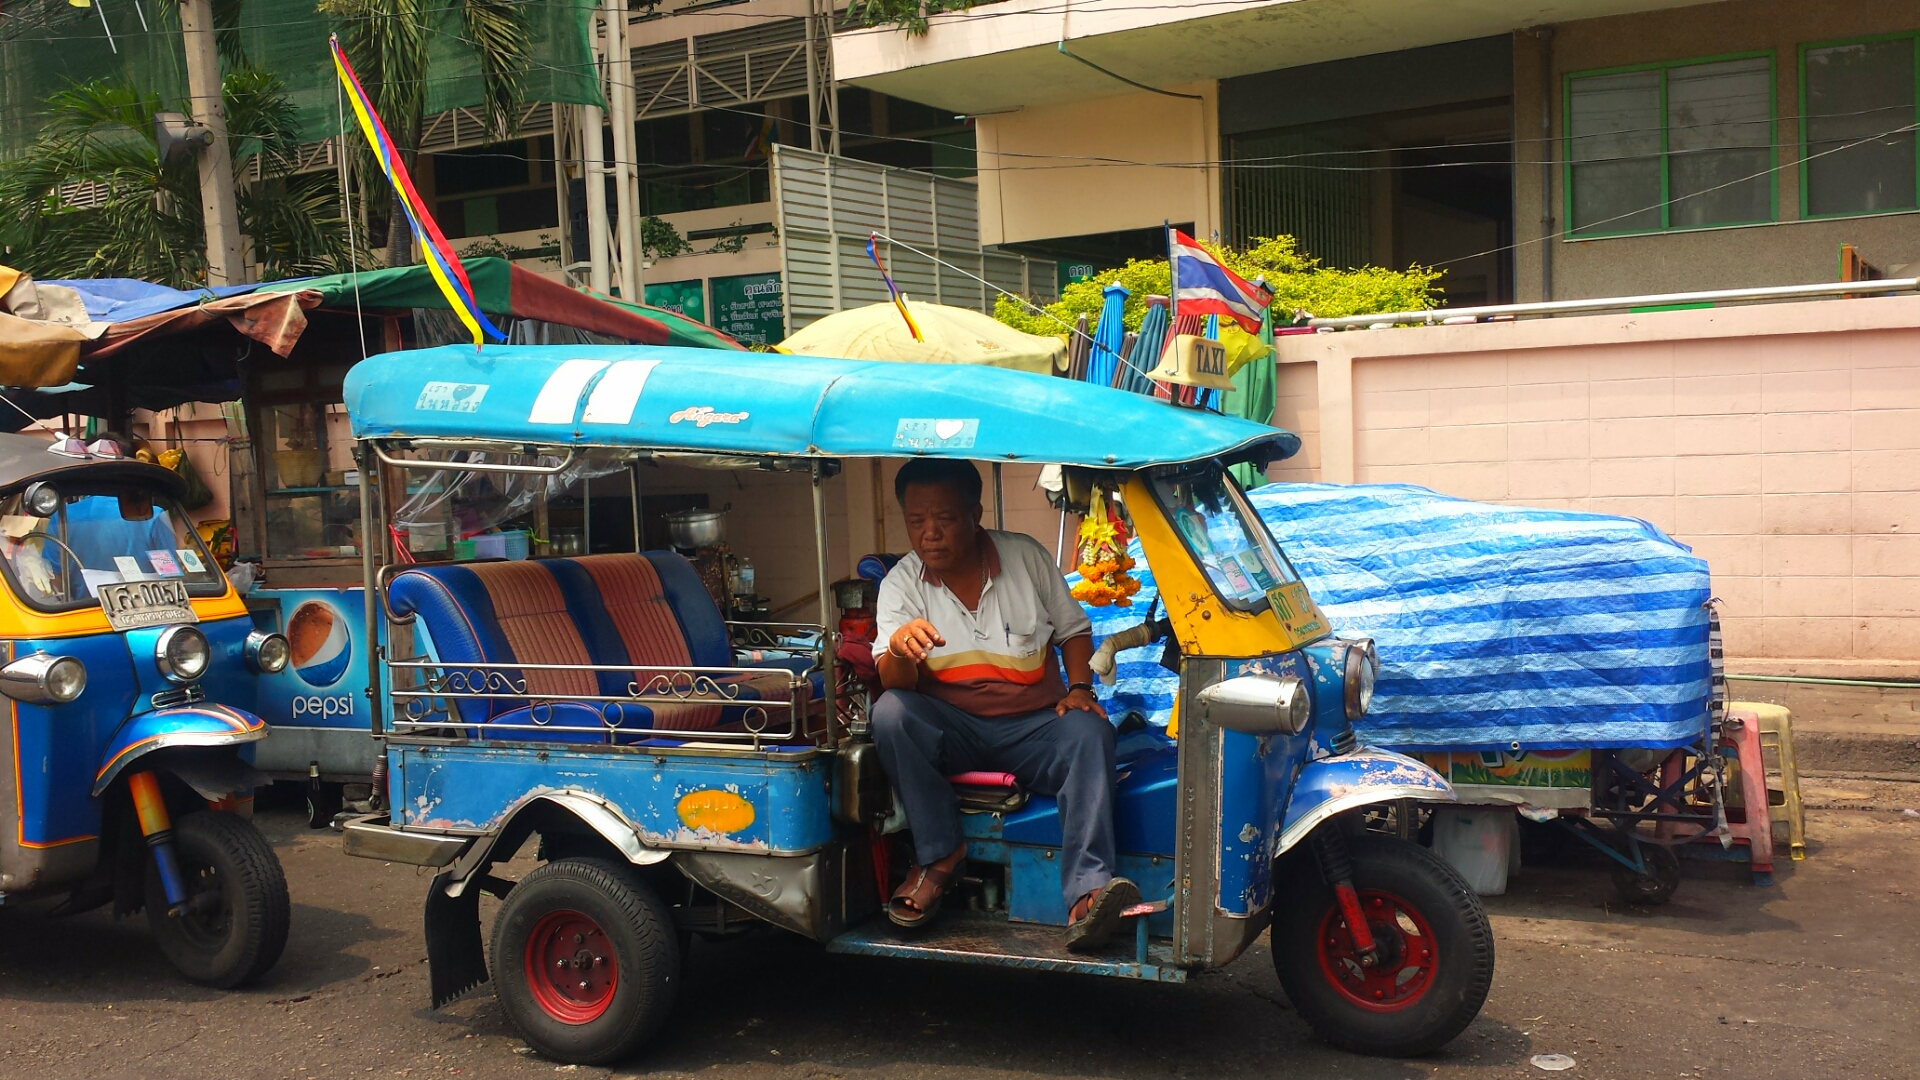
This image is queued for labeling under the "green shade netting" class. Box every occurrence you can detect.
[1,0,603,159]
[254,258,743,351]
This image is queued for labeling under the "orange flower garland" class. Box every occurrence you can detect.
[1070,488,1142,607]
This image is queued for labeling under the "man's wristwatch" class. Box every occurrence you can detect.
[1067,681,1094,694]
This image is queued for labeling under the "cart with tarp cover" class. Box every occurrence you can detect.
[1084,482,1735,903]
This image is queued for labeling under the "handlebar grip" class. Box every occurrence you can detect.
[1090,620,1157,682]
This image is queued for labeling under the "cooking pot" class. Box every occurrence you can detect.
[667,508,726,549]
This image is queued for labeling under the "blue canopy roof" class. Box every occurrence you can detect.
[343,344,1298,468]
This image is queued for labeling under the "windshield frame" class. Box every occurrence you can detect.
[1144,464,1303,616]
[0,483,229,615]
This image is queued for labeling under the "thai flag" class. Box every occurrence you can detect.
[1169,229,1272,335]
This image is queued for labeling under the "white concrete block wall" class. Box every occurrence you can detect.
[1273,297,1920,675]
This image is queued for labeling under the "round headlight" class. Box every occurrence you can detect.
[156,625,210,684]
[0,652,86,704]
[246,631,290,674]
[1343,638,1378,721]
[22,481,61,517]
[44,656,87,702]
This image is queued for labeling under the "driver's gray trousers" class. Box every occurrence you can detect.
[869,689,1117,909]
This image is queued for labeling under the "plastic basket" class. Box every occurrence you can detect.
[501,529,531,560]
[471,534,507,560]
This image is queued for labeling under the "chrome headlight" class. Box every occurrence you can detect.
[246,630,290,674]
[1343,638,1378,720]
[0,652,87,704]
[1194,674,1311,736]
[155,625,210,684]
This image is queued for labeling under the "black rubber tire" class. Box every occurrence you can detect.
[144,810,291,988]
[1611,840,1681,905]
[1271,835,1494,1057]
[491,858,680,1065]
[306,782,344,830]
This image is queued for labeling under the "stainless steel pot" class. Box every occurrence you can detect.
[666,508,726,549]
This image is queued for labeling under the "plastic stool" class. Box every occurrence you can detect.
[1730,701,1806,861]
[1719,708,1776,884]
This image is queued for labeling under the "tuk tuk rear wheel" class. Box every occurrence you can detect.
[144,810,291,988]
[1271,834,1492,1057]
[491,858,680,1065]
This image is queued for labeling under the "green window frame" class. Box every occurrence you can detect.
[1798,32,1920,220]
[1564,52,1779,239]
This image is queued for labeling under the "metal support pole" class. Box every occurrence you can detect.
[581,12,614,296]
[605,0,641,302]
[803,1,820,153]
[180,0,247,285]
[583,473,594,554]
[991,461,1004,530]
[805,0,840,155]
[357,446,386,811]
[812,462,838,742]
[629,461,643,553]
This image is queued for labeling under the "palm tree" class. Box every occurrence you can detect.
[0,70,366,287]
[318,0,531,267]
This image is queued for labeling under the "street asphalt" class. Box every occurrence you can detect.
[0,774,1913,1080]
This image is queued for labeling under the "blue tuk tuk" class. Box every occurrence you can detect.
[338,345,1492,1064]
[0,432,291,986]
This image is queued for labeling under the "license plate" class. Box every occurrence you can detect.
[97,579,198,631]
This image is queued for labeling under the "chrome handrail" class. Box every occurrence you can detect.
[386,658,818,749]
[370,442,579,476]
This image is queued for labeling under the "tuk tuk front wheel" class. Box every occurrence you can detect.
[143,810,291,988]
[1271,834,1492,1057]
[491,858,680,1065]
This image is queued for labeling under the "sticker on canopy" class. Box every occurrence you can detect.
[146,549,182,576]
[176,548,206,574]
[528,359,611,425]
[414,381,490,413]
[580,359,660,425]
[893,418,978,450]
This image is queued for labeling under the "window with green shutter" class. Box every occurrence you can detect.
[1801,34,1919,218]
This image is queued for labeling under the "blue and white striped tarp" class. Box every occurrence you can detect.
[1079,484,1712,752]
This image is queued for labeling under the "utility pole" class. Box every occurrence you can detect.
[605,0,641,303]
[179,0,248,285]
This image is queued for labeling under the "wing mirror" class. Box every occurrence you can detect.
[1193,674,1310,736]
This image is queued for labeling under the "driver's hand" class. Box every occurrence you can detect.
[1057,686,1108,719]
[887,619,945,663]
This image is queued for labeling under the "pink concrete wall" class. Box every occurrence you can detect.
[1272,296,1920,676]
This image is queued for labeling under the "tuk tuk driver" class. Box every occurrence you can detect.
[871,459,1141,951]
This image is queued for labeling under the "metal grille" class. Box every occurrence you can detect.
[630,18,812,120]
[771,145,1054,332]
[1225,130,1371,269]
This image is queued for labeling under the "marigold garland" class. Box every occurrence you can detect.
[1070,488,1141,607]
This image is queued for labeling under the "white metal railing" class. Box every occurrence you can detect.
[1305,278,1920,329]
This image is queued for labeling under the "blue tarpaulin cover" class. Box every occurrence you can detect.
[1085,483,1713,752]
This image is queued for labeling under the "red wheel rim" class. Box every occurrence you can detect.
[524,909,618,1024]
[1314,889,1438,1013]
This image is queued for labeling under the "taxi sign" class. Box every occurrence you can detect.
[1146,334,1237,392]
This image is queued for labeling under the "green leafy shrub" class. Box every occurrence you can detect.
[994,235,1441,338]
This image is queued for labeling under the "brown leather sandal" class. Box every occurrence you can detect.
[1065,877,1141,953]
[887,862,959,929]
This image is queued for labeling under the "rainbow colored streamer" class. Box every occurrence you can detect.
[330,35,504,347]
[865,233,923,342]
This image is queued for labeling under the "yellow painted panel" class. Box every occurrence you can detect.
[1122,474,1330,658]
[676,789,756,834]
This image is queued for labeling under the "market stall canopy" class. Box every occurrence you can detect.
[345,344,1298,470]
[0,259,740,424]
[778,300,1066,373]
